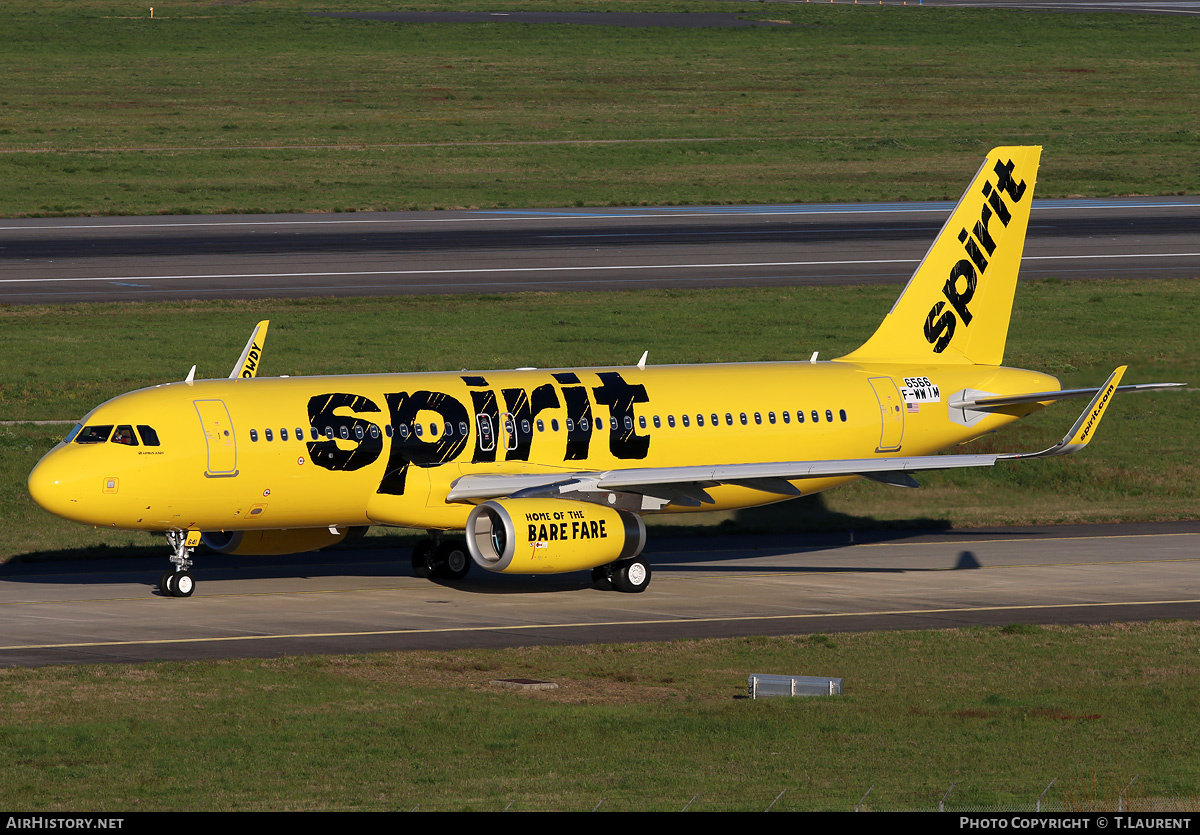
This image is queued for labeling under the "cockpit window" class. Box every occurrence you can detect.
[64,424,82,444]
[111,425,139,446]
[137,425,160,446]
[76,425,113,444]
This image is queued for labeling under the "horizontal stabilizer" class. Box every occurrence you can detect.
[956,381,1182,412]
[998,366,1125,459]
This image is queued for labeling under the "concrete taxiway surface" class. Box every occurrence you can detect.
[1,198,1197,303]
[3,521,1198,666]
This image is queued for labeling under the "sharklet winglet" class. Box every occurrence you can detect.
[230,320,270,380]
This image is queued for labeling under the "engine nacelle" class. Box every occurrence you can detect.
[201,526,368,556]
[466,499,646,575]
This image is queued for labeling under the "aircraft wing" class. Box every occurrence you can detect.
[446,367,1129,507]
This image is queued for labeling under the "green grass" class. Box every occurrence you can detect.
[3,622,1199,811]
[2,280,1196,561]
[0,1,1196,216]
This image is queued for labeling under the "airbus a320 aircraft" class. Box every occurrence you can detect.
[28,147,1181,597]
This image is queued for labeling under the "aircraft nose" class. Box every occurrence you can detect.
[28,451,85,522]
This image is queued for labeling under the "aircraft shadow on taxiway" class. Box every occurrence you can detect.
[1,496,996,595]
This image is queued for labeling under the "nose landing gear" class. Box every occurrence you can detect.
[160,530,199,597]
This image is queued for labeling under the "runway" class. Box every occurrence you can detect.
[1,197,1197,303]
[2,521,1198,666]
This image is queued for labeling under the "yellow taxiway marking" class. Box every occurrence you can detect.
[4,598,1200,651]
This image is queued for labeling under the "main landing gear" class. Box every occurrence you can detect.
[159,530,197,598]
[591,556,652,594]
[411,534,472,581]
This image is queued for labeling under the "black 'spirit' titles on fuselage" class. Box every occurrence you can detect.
[305,393,383,471]
[554,372,594,461]
[465,377,499,463]
[302,371,655,496]
[502,384,561,462]
[376,390,472,496]
[924,158,1027,353]
[592,372,651,459]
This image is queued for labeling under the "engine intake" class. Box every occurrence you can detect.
[466,499,645,574]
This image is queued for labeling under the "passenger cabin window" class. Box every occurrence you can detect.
[250,429,259,442]
[740,413,748,425]
[325,425,334,439]
[551,419,560,432]
[111,425,138,446]
[754,412,762,425]
[76,425,113,444]
[710,414,718,426]
[768,412,776,424]
[826,409,834,423]
[415,424,424,437]
[566,419,575,432]
[681,414,690,428]
[280,428,288,441]
[668,415,676,428]
[639,416,647,429]
[610,417,617,431]
[265,428,274,442]
[782,411,790,424]
[624,416,633,431]
[371,425,381,439]
[460,421,469,436]
[811,410,820,423]
[297,427,304,440]
[399,424,410,439]
[653,416,661,429]
[840,409,847,422]
[697,414,704,427]
[725,413,733,426]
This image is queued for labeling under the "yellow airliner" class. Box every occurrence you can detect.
[27,147,1180,597]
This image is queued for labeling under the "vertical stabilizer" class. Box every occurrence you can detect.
[839,146,1040,366]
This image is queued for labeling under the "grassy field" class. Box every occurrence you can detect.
[0,0,1196,216]
[3,622,1199,811]
[3,279,1196,561]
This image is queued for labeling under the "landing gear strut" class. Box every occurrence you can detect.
[592,556,652,593]
[411,534,472,581]
[160,530,198,597]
